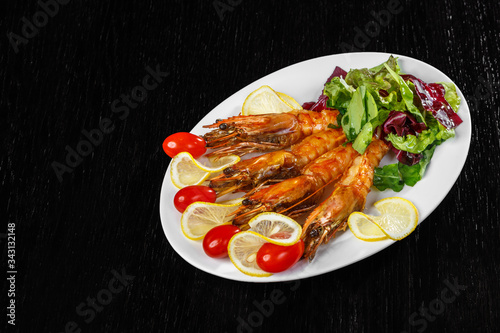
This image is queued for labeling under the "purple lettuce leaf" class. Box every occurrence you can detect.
[382,111,427,165]
[401,74,463,129]
[303,66,348,111]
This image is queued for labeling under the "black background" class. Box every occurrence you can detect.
[3,0,500,332]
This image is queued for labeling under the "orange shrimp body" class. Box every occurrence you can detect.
[231,144,359,227]
[202,109,340,157]
[301,139,389,261]
[209,128,346,196]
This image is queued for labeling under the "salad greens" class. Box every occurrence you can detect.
[313,55,462,192]
[439,82,461,112]
[374,145,436,192]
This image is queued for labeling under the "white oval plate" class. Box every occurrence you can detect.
[159,52,471,282]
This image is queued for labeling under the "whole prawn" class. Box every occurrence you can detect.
[202,109,340,157]
[301,139,389,261]
[231,144,360,227]
[209,128,346,196]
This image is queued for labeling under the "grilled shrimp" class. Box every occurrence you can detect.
[209,128,346,196]
[231,144,359,228]
[202,109,340,157]
[301,139,389,261]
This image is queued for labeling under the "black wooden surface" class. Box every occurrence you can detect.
[3,0,500,332]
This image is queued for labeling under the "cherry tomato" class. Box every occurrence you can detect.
[203,225,241,258]
[256,239,304,273]
[174,185,216,213]
[163,132,206,158]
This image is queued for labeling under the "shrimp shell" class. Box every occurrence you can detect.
[209,128,346,196]
[231,144,359,227]
[202,109,340,157]
[301,139,389,261]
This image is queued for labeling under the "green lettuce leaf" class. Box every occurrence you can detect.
[425,112,455,143]
[384,63,426,124]
[373,145,437,191]
[398,145,436,186]
[345,55,405,111]
[351,92,379,153]
[352,122,373,154]
[342,86,367,141]
[438,82,461,112]
[385,132,435,154]
[370,108,391,128]
[340,85,387,154]
[369,55,401,73]
[373,164,404,192]
[365,90,378,121]
[385,111,455,154]
[323,77,355,111]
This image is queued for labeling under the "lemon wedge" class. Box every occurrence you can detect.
[242,85,299,116]
[170,152,240,188]
[181,201,243,240]
[228,212,302,277]
[247,212,302,246]
[348,197,419,241]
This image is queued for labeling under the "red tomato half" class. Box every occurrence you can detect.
[174,185,216,213]
[203,225,241,258]
[163,132,206,158]
[256,240,304,273]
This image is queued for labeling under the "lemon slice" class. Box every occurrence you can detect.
[228,212,302,277]
[170,152,240,188]
[348,197,418,241]
[370,197,419,240]
[181,201,243,240]
[248,212,302,246]
[170,153,210,188]
[347,212,389,241]
[228,231,272,277]
[276,92,303,110]
[242,85,296,116]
